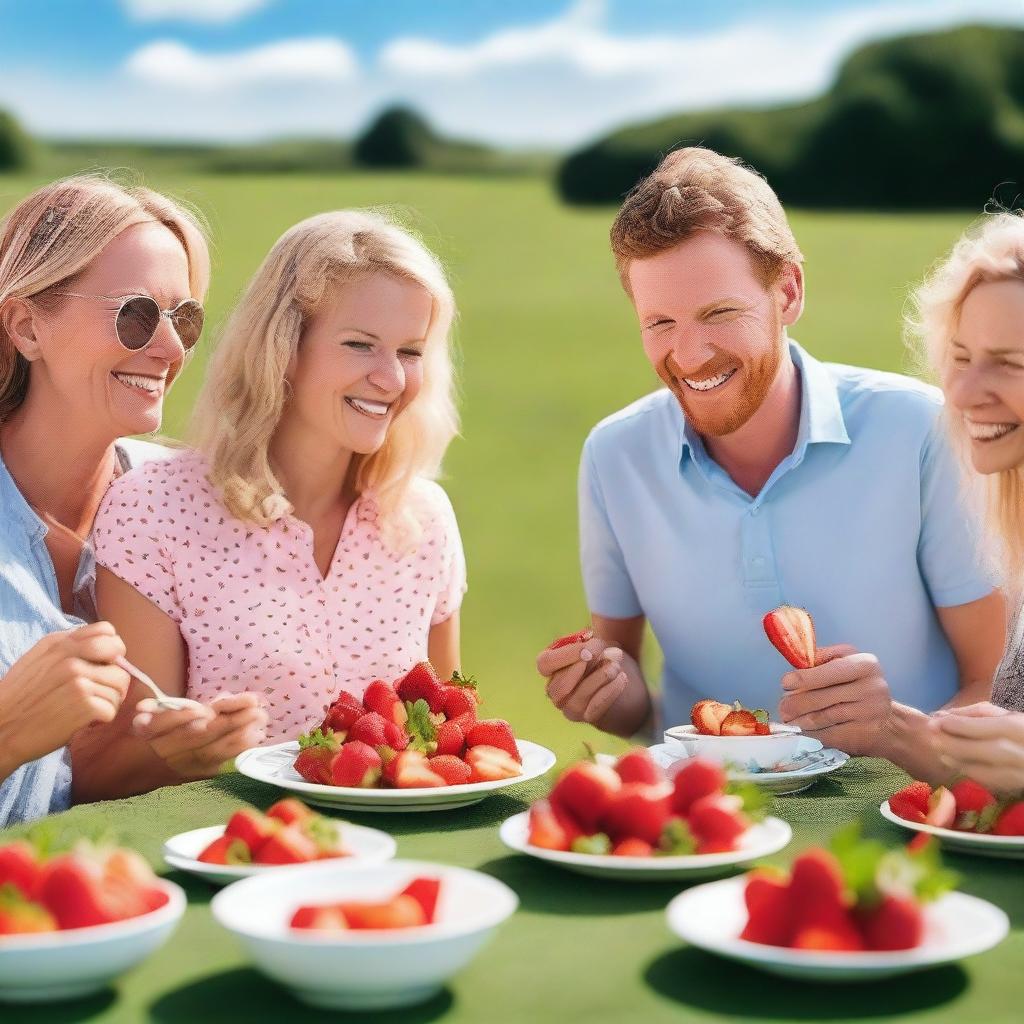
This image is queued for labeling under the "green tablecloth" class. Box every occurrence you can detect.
[1,758,1021,1024]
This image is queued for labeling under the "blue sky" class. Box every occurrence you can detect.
[0,0,1020,147]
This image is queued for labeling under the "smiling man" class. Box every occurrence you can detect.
[536,147,1005,777]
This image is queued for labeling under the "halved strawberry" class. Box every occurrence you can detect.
[763,605,816,669]
[400,877,441,923]
[465,745,521,783]
[391,750,447,788]
[290,904,348,930]
[338,894,427,930]
[690,699,731,736]
[719,709,758,736]
[466,719,520,762]
[528,799,582,851]
[548,629,593,650]
[197,835,252,866]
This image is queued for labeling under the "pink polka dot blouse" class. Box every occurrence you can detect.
[91,449,466,742]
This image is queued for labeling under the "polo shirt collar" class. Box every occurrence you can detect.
[677,336,850,468]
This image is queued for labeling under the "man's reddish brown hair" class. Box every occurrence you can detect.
[610,146,804,292]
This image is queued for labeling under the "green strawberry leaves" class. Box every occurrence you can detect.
[658,818,697,856]
[405,699,438,754]
[571,834,611,856]
[449,669,478,690]
[298,727,339,751]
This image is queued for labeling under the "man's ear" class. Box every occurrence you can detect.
[776,262,804,327]
[1,297,44,361]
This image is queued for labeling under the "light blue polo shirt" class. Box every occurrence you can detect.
[579,340,994,731]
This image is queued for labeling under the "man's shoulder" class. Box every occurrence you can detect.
[824,360,944,433]
[585,389,678,456]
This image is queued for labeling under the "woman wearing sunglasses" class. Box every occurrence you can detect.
[0,175,266,824]
[72,209,463,796]
[908,211,1024,794]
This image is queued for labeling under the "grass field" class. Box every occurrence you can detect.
[0,172,975,759]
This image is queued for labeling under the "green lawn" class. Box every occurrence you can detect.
[0,172,975,758]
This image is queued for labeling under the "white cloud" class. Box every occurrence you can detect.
[121,0,270,23]
[125,37,358,91]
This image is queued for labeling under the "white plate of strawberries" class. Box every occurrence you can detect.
[499,749,791,880]
[236,664,556,811]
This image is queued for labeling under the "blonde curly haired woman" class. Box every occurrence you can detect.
[911,210,1024,793]
[75,210,466,796]
[0,175,265,825]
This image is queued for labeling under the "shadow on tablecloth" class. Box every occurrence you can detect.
[148,967,453,1023]
[644,948,967,1018]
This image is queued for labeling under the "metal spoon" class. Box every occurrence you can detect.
[116,655,205,713]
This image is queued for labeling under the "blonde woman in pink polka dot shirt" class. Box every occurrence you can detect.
[74,211,466,794]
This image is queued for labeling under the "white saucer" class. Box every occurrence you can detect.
[880,801,1024,859]
[498,811,791,880]
[235,739,556,812]
[666,876,1008,981]
[163,823,397,886]
[648,740,849,795]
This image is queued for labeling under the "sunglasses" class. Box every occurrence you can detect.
[54,292,205,352]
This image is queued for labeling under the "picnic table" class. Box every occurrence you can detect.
[1,755,1020,1024]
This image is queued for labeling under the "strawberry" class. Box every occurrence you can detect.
[400,877,441,923]
[0,888,57,934]
[465,745,521,783]
[601,782,673,845]
[791,922,865,951]
[321,691,365,735]
[290,904,348,931]
[0,840,42,900]
[391,750,447,788]
[924,786,956,828]
[787,848,854,941]
[338,894,427,930]
[548,629,593,650]
[440,669,479,718]
[466,719,520,762]
[396,662,445,713]
[225,808,279,853]
[671,758,727,815]
[435,720,465,757]
[687,793,748,850]
[549,762,622,832]
[450,709,478,735]
[690,699,732,736]
[294,728,342,785]
[754,722,771,735]
[302,816,349,859]
[265,798,313,827]
[719,709,758,736]
[739,868,793,946]
[331,741,383,788]
[197,835,252,866]
[37,855,127,929]
[527,799,583,851]
[762,605,816,669]
[612,837,654,857]
[257,823,320,864]
[347,712,391,748]
[993,801,1024,836]
[428,754,472,786]
[858,894,924,951]
[101,849,167,914]
[888,781,931,824]
[614,748,662,785]
[362,680,409,727]
[950,779,998,830]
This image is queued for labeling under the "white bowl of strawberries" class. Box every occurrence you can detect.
[0,839,185,1003]
[211,859,518,1009]
[500,749,791,880]
[665,700,810,770]
[236,664,555,812]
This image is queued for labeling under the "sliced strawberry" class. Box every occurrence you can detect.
[465,745,521,783]
[763,605,816,669]
[265,798,313,827]
[197,835,252,866]
[466,719,520,762]
[548,629,593,650]
[338,894,427,930]
[924,786,956,828]
[527,799,583,851]
[391,750,447,788]
[225,808,279,853]
[428,754,472,786]
[719,709,758,736]
[614,748,662,785]
[690,699,731,735]
[754,722,771,735]
[257,823,320,865]
[290,904,348,931]
[399,877,441,923]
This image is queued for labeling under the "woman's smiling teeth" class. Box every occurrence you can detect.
[682,367,737,392]
[345,396,392,419]
[112,371,164,395]
[966,420,1019,442]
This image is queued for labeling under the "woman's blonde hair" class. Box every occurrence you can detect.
[0,173,210,422]
[191,209,458,549]
[908,209,1024,583]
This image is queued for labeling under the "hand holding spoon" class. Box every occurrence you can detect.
[116,655,205,713]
